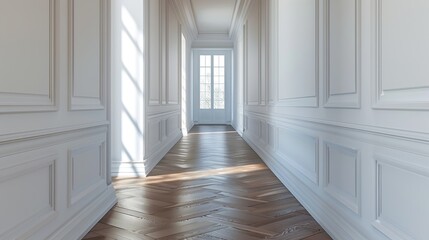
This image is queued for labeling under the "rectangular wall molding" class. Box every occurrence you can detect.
[236,1,429,239]
[276,0,319,107]
[375,153,429,240]
[167,2,181,105]
[324,0,361,108]
[148,0,162,105]
[67,135,107,208]
[277,126,319,186]
[245,0,262,106]
[0,152,56,240]
[372,0,429,110]
[148,0,181,106]
[0,0,56,113]
[68,0,107,111]
[323,141,360,214]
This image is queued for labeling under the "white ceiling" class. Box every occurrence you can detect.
[190,0,237,35]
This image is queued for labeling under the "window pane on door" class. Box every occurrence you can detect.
[200,55,211,109]
[213,55,225,109]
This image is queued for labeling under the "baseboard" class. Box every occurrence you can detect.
[243,134,370,240]
[231,123,243,137]
[111,161,146,177]
[48,184,117,240]
[187,122,195,133]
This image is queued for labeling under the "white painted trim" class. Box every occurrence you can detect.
[0,122,109,145]
[230,0,253,41]
[245,111,429,144]
[48,185,116,240]
[192,49,233,124]
[113,130,182,177]
[244,135,369,240]
[171,0,198,40]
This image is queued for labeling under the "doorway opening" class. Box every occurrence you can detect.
[192,49,232,125]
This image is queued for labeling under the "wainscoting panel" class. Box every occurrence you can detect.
[145,110,182,175]
[323,141,360,214]
[0,125,115,240]
[0,0,115,238]
[374,153,429,240]
[166,114,180,137]
[148,119,163,153]
[241,111,429,240]
[0,0,56,112]
[0,151,56,240]
[68,134,107,208]
[235,0,429,240]
[245,116,260,139]
[277,126,319,186]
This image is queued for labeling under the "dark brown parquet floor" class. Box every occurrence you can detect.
[83,125,331,240]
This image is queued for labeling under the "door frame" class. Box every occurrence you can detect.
[192,48,233,125]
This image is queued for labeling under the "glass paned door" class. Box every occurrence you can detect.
[199,55,225,110]
[194,50,231,124]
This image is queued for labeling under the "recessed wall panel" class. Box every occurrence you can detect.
[0,0,55,112]
[148,120,162,151]
[380,0,429,91]
[70,0,105,110]
[324,142,360,214]
[166,115,179,137]
[0,0,50,95]
[278,127,318,184]
[167,5,180,105]
[278,0,318,106]
[68,138,106,207]
[149,0,161,105]
[375,156,429,240]
[246,1,260,105]
[374,0,429,109]
[325,0,360,108]
[0,153,55,239]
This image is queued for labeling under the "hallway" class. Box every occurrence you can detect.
[84,125,331,240]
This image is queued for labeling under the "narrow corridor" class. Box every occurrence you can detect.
[84,125,331,240]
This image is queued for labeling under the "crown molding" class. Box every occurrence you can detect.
[170,0,198,40]
[229,0,253,41]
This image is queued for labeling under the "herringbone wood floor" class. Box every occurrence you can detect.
[84,125,331,240]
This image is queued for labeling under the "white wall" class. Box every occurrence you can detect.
[111,0,185,176]
[235,0,429,240]
[110,0,146,176]
[0,0,116,239]
[182,33,194,134]
[232,28,244,135]
[145,0,183,174]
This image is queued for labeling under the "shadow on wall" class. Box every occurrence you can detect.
[111,0,145,177]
